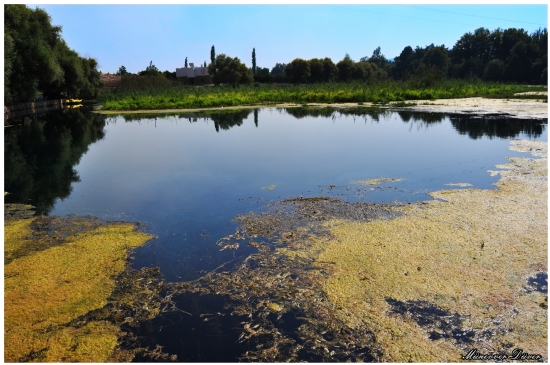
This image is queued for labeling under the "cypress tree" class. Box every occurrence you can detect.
[210,45,216,64]
[252,48,257,76]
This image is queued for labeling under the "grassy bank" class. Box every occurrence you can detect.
[98,80,546,111]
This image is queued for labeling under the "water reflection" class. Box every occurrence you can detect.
[396,110,446,123]
[4,107,546,217]
[211,109,252,132]
[4,108,107,214]
[112,107,547,140]
[115,109,254,133]
[449,115,546,140]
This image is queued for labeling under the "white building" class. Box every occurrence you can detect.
[176,62,212,85]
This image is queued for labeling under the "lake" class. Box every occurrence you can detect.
[4,106,547,361]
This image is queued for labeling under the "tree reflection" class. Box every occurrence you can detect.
[210,109,253,132]
[83,107,545,144]
[396,111,446,124]
[4,108,107,214]
[450,115,546,140]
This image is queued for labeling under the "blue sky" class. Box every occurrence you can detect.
[27,3,548,74]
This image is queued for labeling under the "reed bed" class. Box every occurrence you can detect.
[98,79,546,111]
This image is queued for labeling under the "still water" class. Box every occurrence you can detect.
[4,107,547,360]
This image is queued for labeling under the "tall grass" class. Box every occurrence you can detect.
[98,78,546,111]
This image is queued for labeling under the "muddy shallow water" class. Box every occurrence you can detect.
[4,106,547,361]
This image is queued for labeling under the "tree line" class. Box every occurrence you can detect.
[4,4,102,104]
[206,27,546,86]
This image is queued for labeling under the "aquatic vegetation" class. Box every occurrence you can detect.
[169,197,401,361]
[3,214,177,362]
[173,139,547,361]
[315,139,547,361]
[351,177,404,186]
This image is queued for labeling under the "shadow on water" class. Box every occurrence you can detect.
[4,107,107,215]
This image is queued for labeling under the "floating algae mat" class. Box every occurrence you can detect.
[3,212,184,362]
[161,139,547,362]
[351,177,404,185]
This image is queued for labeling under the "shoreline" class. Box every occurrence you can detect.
[94,96,548,120]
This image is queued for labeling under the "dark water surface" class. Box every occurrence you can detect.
[4,107,547,361]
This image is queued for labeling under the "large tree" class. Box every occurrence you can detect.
[270,63,287,82]
[208,54,253,85]
[4,4,102,103]
[285,58,310,83]
[308,58,324,83]
[322,58,338,82]
[336,58,354,82]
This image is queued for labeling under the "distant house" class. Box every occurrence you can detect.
[176,63,212,85]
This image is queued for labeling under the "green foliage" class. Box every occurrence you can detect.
[210,45,215,64]
[208,54,253,85]
[309,58,324,83]
[285,58,310,83]
[270,63,287,82]
[98,79,544,111]
[117,65,128,76]
[254,67,272,83]
[483,59,505,81]
[422,47,450,75]
[367,46,388,69]
[336,58,355,82]
[139,61,161,76]
[4,4,102,103]
[163,70,176,79]
[252,48,257,76]
[450,27,547,83]
[4,32,15,102]
[322,58,338,82]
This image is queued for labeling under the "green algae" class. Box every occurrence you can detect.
[3,212,178,362]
